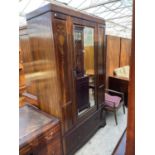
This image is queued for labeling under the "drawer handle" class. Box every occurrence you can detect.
[45,131,54,140]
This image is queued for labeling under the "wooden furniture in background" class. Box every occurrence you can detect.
[76,76,90,112]
[120,38,131,67]
[22,92,38,107]
[109,76,129,106]
[19,26,39,106]
[106,35,120,78]
[112,0,134,153]
[19,104,63,155]
[106,35,131,88]
[103,89,125,125]
[113,0,134,153]
[25,3,106,155]
[19,49,26,107]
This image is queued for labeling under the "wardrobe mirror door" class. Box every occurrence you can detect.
[73,25,96,116]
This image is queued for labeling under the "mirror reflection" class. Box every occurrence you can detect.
[73,26,95,116]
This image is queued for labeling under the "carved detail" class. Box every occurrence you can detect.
[54,19,70,104]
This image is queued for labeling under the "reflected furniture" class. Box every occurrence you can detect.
[19,104,63,155]
[113,66,130,79]
[109,76,129,106]
[25,2,106,155]
[76,76,90,112]
[105,35,131,88]
[103,89,125,125]
[19,48,26,107]
[19,26,39,107]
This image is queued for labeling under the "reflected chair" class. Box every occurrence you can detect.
[103,89,125,125]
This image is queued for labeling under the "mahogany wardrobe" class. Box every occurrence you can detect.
[25,3,106,155]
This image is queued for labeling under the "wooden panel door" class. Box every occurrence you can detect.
[120,38,131,67]
[52,13,74,133]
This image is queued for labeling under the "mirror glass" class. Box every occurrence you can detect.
[73,26,96,116]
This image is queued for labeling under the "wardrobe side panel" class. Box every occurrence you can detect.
[27,12,62,118]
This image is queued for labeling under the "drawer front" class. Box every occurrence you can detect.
[35,136,63,155]
[20,145,32,155]
[20,124,62,155]
[119,85,128,92]
[64,108,106,155]
[109,77,128,93]
[42,124,61,143]
[20,135,63,155]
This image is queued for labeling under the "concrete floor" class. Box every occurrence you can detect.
[75,107,127,155]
